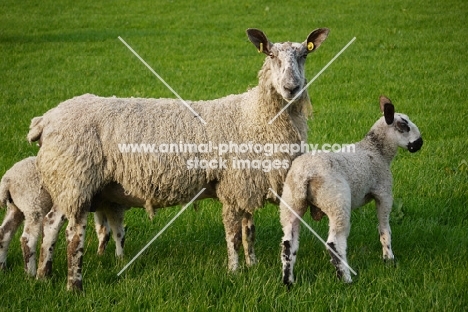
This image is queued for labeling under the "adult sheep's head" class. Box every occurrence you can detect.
[380,95,423,153]
[247,28,329,101]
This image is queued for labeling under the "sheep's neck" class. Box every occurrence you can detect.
[360,128,398,164]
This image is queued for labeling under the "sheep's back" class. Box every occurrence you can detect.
[36,92,306,213]
[289,150,382,209]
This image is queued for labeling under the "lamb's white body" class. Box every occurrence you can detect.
[0,157,129,276]
[28,28,329,290]
[280,96,423,285]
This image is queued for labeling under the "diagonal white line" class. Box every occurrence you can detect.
[268,37,357,125]
[117,188,206,276]
[118,36,207,125]
[269,188,357,276]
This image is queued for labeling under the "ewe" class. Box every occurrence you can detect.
[280,96,423,285]
[28,28,329,290]
[0,157,127,276]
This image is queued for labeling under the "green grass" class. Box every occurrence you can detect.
[1,0,467,310]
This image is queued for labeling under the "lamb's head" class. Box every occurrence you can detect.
[380,95,423,153]
[247,28,329,101]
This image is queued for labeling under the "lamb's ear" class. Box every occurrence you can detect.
[380,95,394,125]
[304,28,330,53]
[247,28,273,56]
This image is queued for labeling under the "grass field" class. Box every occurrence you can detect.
[1,0,467,310]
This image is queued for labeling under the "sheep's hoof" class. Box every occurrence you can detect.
[25,268,37,277]
[383,257,397,267]
[342,276,353,284]
[36,262,53,279]
[115,254,125,263]
[282,271,294,286]
[0,262,6,271]
[245,257,257,267]
[67,280,83,292]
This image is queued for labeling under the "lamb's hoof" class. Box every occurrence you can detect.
[336,270,353,284]
[342,276,353,284]
[0,262,6,271]
[383,257,397,267]
[282,273,294,287]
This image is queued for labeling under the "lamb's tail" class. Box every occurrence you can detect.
[27,116,44,146]
[0,176,11,208]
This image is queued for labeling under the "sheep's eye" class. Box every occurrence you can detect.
[269,53,274,59]
[396,120,410,133]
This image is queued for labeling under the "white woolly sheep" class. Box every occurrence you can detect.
[280,96,423,285]
[28,28,330,290]
[0,157,129,276]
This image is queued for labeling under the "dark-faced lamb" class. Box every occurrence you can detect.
[0,157,128,276]
[27,28,329,290]
[280,96,423,285]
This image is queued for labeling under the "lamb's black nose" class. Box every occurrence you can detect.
[408,137,423,153]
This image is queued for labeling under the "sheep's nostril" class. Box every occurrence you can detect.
[291,86,300,95]
[285,85,301,98]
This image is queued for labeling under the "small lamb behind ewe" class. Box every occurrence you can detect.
[280,96,423,285]
[0,156,128,276]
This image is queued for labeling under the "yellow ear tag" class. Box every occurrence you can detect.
[307,42,314,51]
[258,42,263,53]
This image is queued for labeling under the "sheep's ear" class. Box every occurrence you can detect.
[304,28,330,53]
[27,116,43,143]
[247,28,273,55]
[380,95,394,125]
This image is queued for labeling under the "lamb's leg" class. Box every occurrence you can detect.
[66,211,88,291]
[376,197,394,261]
[279,183,305,286]
[37,206,66,278]
[326,210,352,283]
[0,203,24,270]
[241,212,257,267]
[105,204,125,258]
[21,210,45,277]
[280,207,301,286]
[222,205,243,272]
[94,210,110,256]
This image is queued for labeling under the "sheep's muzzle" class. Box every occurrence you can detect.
[407,137,423,153]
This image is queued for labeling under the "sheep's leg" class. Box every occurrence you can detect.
[37,206,66,278]
[280,207,301,286]
[376,197,394,261]
[94,210,110,256]
[279,182,307,286]
[105,205,126,258]
[66,212,88,291]
[21,210,45,277]
[241,212,257,267]
[222,205,243,272]
[0,203,24,270]
[326,211,352,283]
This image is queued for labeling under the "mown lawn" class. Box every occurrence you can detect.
[1,0,467,310]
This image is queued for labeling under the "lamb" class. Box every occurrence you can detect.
[279,96,423,285]
[0,156,128,276]
[27,28,330,290]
